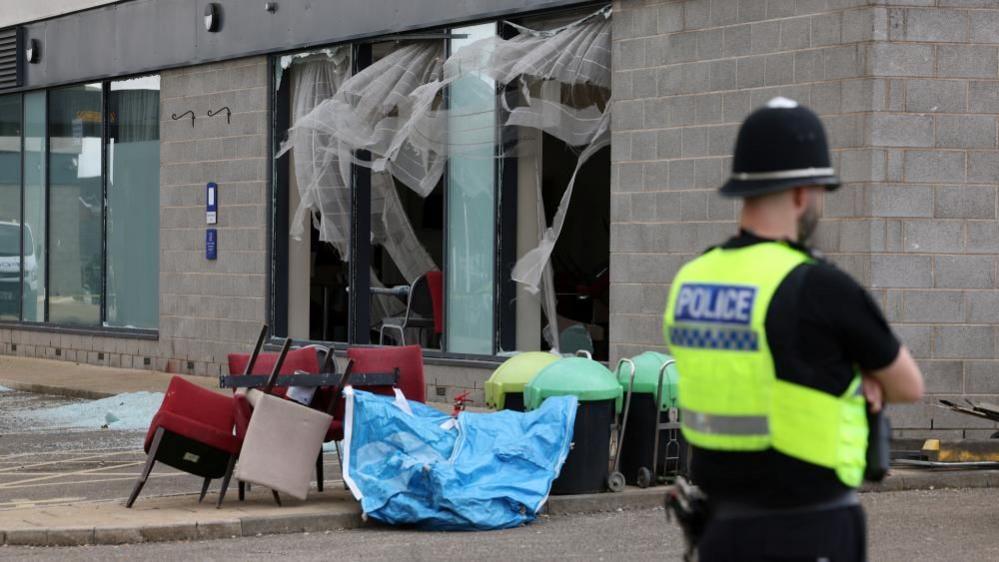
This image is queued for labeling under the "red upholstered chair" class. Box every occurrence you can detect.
[425,270,444,347]
[127,376,240,508]
[347,345,426,404]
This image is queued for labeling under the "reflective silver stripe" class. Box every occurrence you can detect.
[682,409,770,435]
[731,167,835,181]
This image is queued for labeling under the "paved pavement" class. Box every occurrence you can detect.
[2,488,999,561]
[4,354,999,554]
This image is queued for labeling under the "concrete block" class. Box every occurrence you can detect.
[872,255,933,288]
[737,56,766,89]
[968,291,999,323]
[824,45,862,81]
[764,53,794,86]
[969,151,999,182]
[903,8,968,42]
[906,79,967,113]
[750,20,781,54]
[811,81,843,115]
[870,185,934,218]
[615,39,645,71]
[968,222,999,253]
[695,28,724,61]
[643,161,668,191]
[936,186,997,219]
[870,114,934,148]
[681,128,708,158]
[895,324,934,358]
[658,3,684,34]
[707,124,737,156]
[631,131,657,161]
[645,98,671,129]
[938,46,998,79]
[810,12,842,47]
[969,81,999,113]
[903,220,964,253]
[887,79,905,111]
[656,191,708,222]
[695,94,723,124]
[630,193,657,221]
[722,91,753,123]
[779,17,811,50]
[694,158,724,189]
[738,0,767,22]
[966,361,999,393]
[723,24,752,58]
[901,290,965,323]
[936,325,996,359]
[632,67,657,98]
[709,59,737,91]
[685,0,709,29]
[971,10,999,43]
[663,33,696,65]
[937,115,998,149]
[657,129,682,159]
[903,151,966,183]
[871,44,935,77]
[843,7,880,44]
[766,0,795,18]
[843,79,885,113]
[793,50,822,84]
[920,360,965,393]
[936,255,995,289]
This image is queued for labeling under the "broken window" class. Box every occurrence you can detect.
[274,5,611,358]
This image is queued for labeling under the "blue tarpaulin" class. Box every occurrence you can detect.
[342,387,577,531]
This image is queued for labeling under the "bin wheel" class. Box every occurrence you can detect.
[636,467,652,489]
[607,471,626,493]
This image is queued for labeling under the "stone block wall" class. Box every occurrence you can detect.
[610,0,999,434]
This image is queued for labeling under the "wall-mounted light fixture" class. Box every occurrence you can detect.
[204,3,221,32]
[25,38,39,64]
[264,2,278,13]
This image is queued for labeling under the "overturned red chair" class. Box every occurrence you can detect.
[126,376,240,508]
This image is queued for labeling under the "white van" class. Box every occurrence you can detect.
[0,221,37,315]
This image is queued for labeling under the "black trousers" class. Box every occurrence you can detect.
[697,505,866,562]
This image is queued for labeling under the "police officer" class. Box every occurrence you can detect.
[663,97,924,561]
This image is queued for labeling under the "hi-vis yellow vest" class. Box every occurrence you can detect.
[663,242,868,488]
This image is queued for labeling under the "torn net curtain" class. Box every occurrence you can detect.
[282,8,611,349]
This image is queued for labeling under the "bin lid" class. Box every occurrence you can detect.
[484,352,560,410]
[616,351,679,411]
[524,357,623,413]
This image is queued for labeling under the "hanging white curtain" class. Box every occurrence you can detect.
[284,6,612,344]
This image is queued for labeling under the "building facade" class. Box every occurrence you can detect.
[0,0,996,436]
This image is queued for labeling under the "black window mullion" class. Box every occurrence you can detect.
[100,81,109,326]
[43,89,49,323]
[349,43,373,346]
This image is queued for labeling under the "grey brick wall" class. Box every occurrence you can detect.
[611,0,999,433]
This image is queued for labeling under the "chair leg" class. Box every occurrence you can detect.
[316,451,325,492]
[126,426,163,508]
[198,477,211,504]
[379,326,386,345]
[271,490,282,506]
[238,480,245,501]
[216,454,237,509]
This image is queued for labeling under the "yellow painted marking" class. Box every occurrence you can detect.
[0,461,144,488]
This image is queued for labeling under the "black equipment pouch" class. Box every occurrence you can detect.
[865,405,891,482]
[664,476,709,562]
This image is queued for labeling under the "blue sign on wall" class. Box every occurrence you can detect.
[206,228,218,260]
[206,182,218,224]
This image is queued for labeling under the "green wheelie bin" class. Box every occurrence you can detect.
[615,351,687,487]
[484,352,559,411]
[525,356,623,494]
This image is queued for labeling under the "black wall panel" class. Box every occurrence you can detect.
[19,0,592,90]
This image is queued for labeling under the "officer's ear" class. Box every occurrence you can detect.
[790,186,809,213]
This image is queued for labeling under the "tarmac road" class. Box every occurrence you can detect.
[2,488,999,561]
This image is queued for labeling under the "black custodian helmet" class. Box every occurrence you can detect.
[719,97,840,198]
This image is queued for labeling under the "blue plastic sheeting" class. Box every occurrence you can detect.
[342,388,577,531]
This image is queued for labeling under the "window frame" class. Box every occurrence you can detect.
[0,73,161,338]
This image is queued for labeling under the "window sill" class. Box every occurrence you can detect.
[0,321,159,341]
